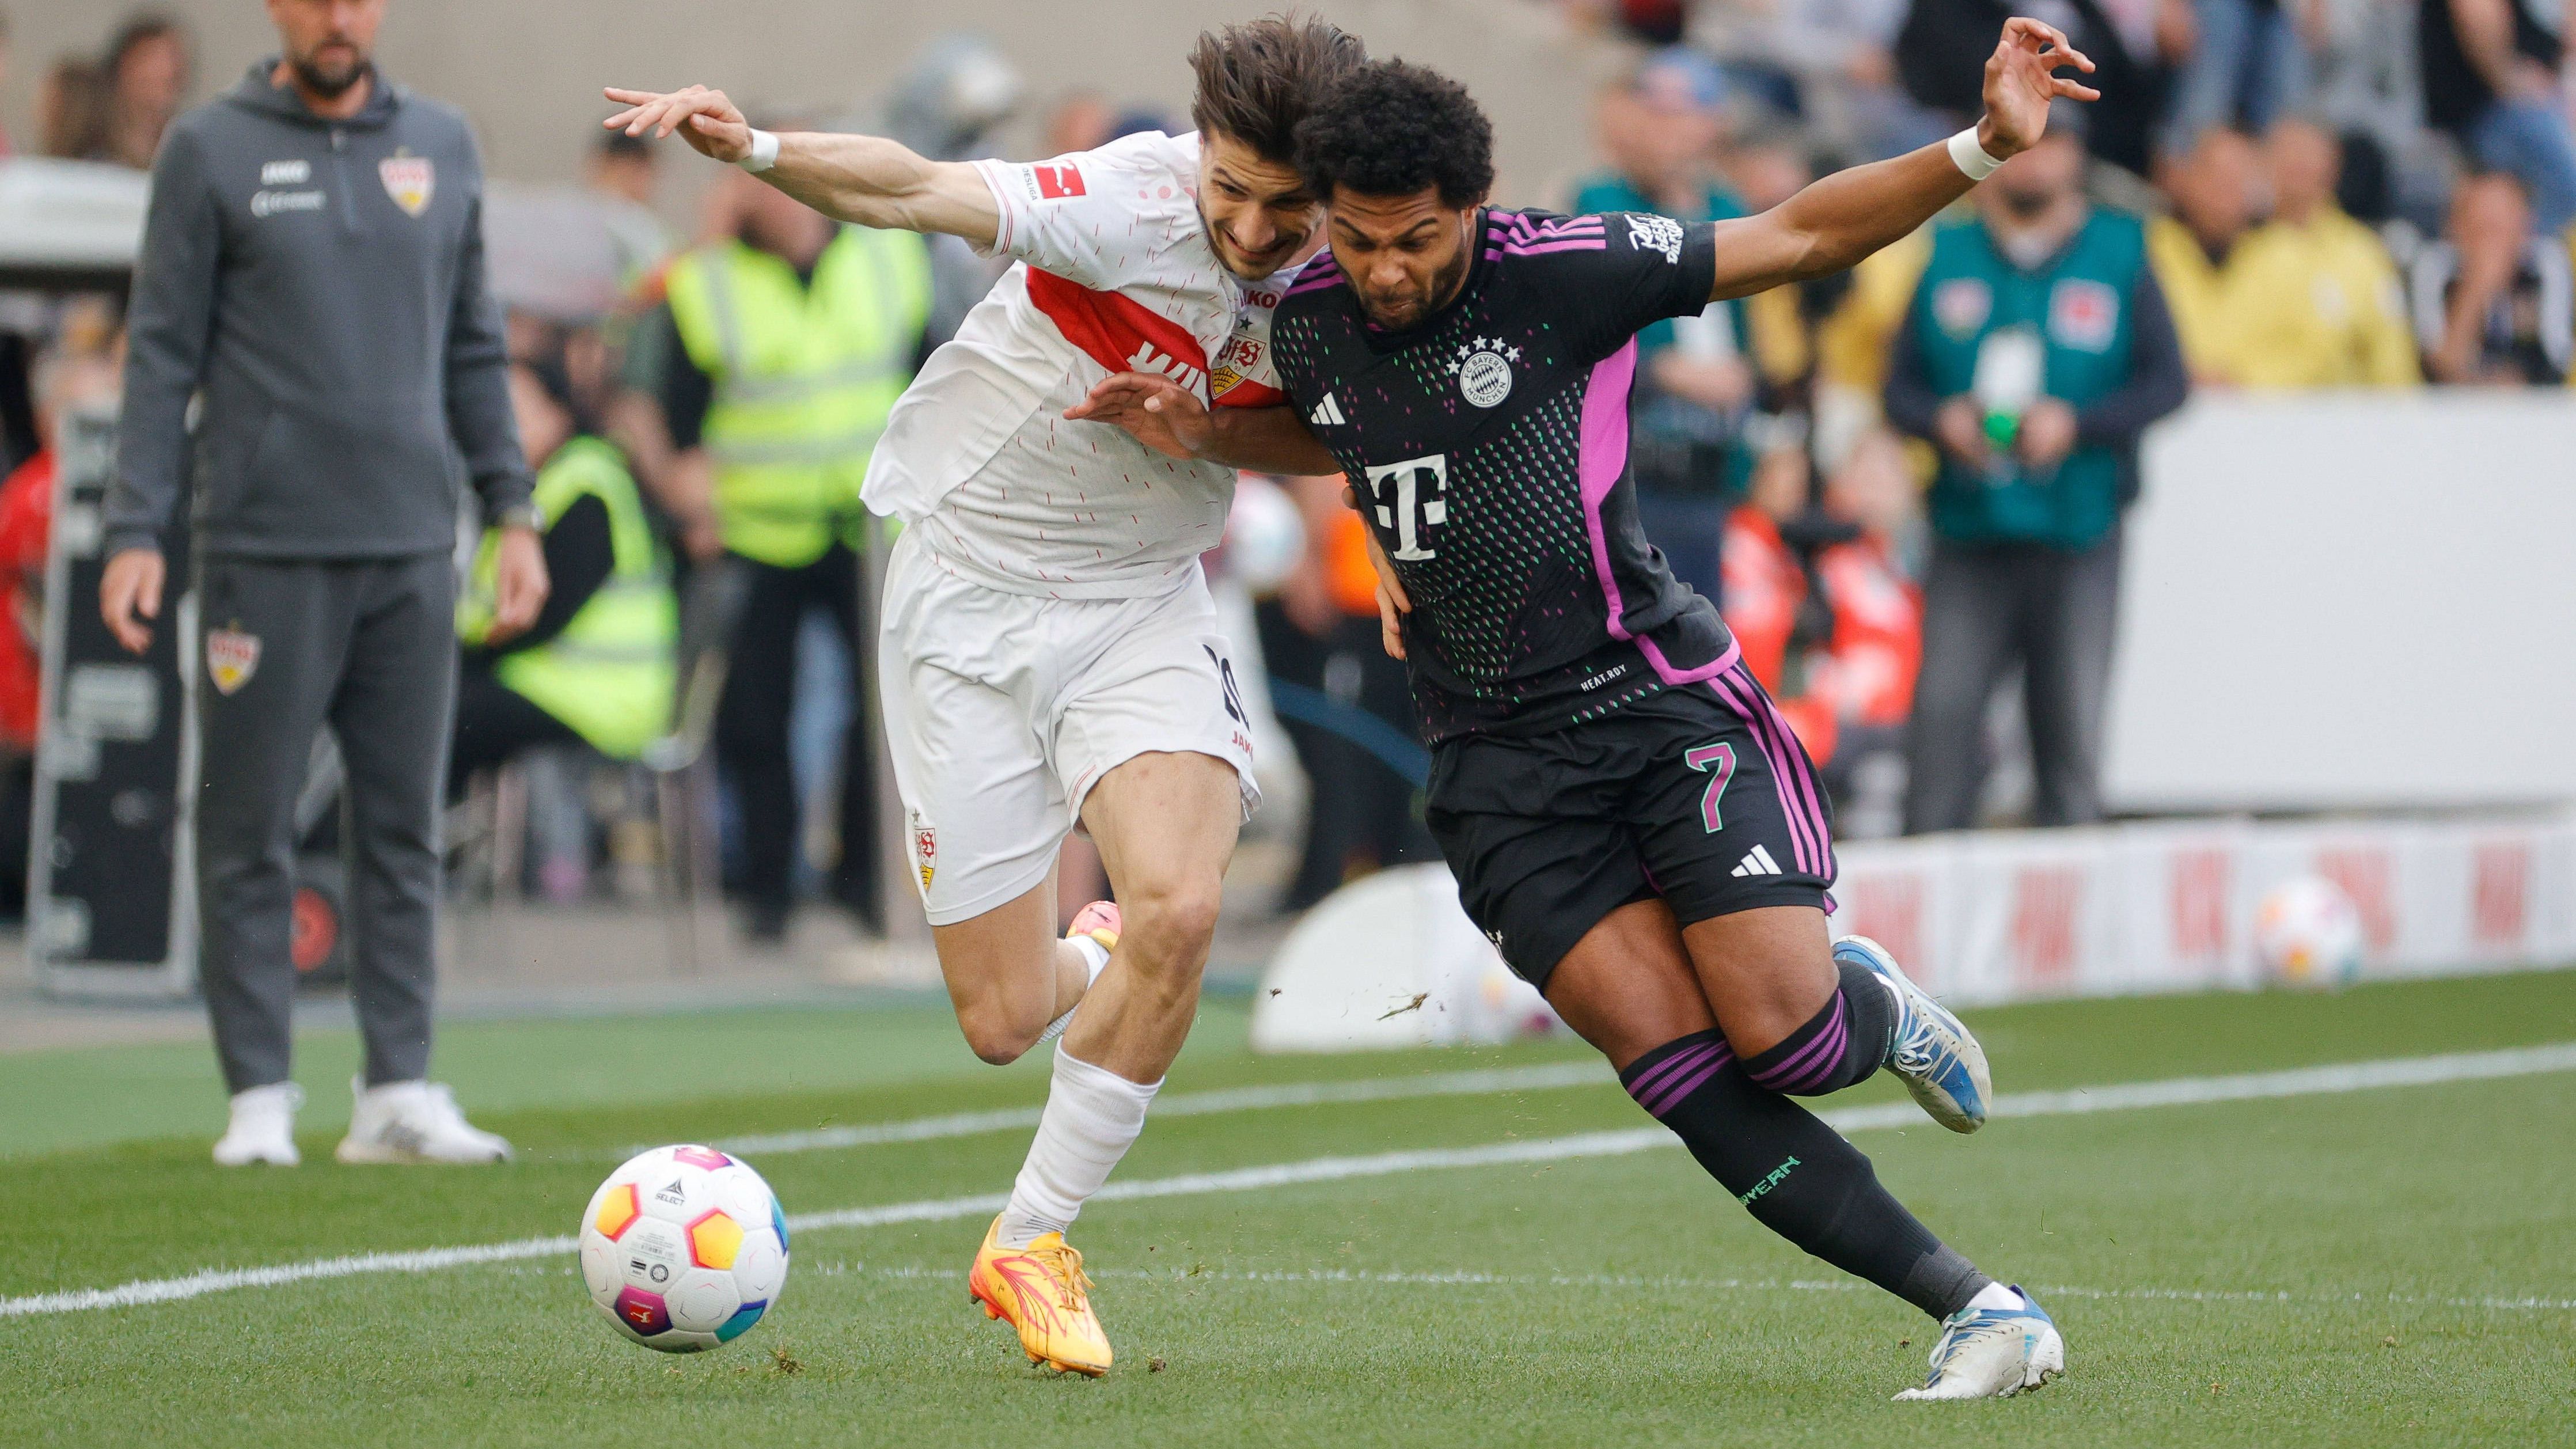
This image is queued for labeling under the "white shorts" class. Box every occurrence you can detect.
[879,528,1260,927]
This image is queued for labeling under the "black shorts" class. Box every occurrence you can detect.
[1422,664,1838,991]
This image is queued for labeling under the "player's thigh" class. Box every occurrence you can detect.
[1412,768,1648,990]
[1541,897,1719,1072]
[1079,749,1242,947]
[1050,583,1255,924]
[1622,681,1839,1054]
[879,631,1068,956]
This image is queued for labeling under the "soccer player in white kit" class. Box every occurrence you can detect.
[603,17,1363,1375]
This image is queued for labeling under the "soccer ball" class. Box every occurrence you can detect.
[578,1145,790,1352]
[2254,875,2365,989]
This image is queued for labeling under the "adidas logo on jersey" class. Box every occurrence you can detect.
[1310,393,1345,426]
[1732,845,1784,878]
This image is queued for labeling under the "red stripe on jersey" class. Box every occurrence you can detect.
[1026,267,1211,397]
[1213,378,1285,409]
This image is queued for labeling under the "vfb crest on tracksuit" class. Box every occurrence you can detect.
[379,153,435,217]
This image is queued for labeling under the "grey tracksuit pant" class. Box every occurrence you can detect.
[196,552,456,1093]
[1902,531,2123,836]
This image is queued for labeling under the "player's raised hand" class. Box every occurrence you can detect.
[602,85,752,164]
[1065,373,1214,460]
[1978,18,2099,158]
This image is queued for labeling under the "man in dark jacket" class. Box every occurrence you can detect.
[101,0,542,1167]
[1885,119,2188,834]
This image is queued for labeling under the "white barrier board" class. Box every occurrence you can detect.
[1250,812,2576,1050]
[2112,393,2576,811]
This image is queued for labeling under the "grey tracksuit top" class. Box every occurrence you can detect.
[106,61,532,559]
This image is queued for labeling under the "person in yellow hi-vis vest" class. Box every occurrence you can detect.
[453,357,678,832]
[629,156,931,941]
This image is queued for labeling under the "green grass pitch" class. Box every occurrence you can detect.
[6,969,2573,1448]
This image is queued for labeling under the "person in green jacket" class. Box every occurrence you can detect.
[453,354,677,826]
[1884,116,2189,833]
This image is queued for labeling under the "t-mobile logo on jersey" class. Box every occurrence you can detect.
[1364,454,1448,561]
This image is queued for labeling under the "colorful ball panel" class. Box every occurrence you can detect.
[715,1300,768,1343]
[613,1286,671,1338]
[686,1209,744,1270]
[592,1182,640,1241]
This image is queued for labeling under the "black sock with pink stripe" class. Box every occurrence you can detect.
[1618,1031,1990,1319]
[1739,960,1895,1097]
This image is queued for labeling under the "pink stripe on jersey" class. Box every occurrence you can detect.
[1500,239,1610,255]
[1576,340,1750,691]
[1707,667,1833,877]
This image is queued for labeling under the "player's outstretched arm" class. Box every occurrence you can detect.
[1066,373,1344,476]
[1702,18,2098,301]
[602,85,1000,248]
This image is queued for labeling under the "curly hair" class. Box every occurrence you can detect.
[1188,14,1367,164]
[1294,59,1495,207]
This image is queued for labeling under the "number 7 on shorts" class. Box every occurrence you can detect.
[1685,741,1736,833]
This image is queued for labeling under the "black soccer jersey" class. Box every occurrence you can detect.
[1270,208,1742,741]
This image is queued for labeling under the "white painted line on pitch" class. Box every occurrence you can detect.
[9,1042,2574,1319]
[688,1061,1613,1160]
[799,1261,2576,1315]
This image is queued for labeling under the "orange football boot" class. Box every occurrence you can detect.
[968,1213,1113,1375]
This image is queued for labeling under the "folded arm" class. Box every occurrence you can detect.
[602,85,999,248]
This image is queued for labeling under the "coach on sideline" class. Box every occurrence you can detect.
[101,0,537,1167]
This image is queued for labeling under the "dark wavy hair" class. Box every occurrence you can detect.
[1188,13,1367,164]
[1293,59,1495,207]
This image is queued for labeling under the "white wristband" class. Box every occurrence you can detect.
[1947,127,2006,181]
[737,128,780,173]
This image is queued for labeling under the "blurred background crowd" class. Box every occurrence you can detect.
[0,1,2569,956]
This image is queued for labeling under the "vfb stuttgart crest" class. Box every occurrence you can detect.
[910,811,938,890]
[379,153,434,217]
[206,627,261,695]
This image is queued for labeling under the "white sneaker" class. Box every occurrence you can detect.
[1894,1287,2066,1401]
[334,1079,514,1164]
[1835,934,1992,1133]
[213,1082,303,1167]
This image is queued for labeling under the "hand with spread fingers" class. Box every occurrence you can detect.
[1064,372,1213,461]
[1978,17,2101,158]
[601,84,753,164]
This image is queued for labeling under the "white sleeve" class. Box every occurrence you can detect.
[972,135,1178,292]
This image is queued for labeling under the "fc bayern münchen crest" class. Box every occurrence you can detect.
[1449,336,1520,409]
[379,153,435,217]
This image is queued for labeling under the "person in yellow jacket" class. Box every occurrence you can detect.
[627,158,932,940]
[453,356,679,806]
[2150,122,2420,388]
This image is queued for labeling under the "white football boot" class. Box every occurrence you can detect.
[335,1079,514,1164]
[1835,934,1992,1133]
[1894,1287,2066,1400]
[212,1082,304,1167]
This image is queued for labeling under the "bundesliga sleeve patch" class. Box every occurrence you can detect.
[1029,161,1086,202]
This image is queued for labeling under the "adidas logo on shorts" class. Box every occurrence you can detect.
[1732,844,1784,878]
[1309,393,1345,426]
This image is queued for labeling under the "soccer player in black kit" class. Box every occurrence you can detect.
[1072,18,2097,1401]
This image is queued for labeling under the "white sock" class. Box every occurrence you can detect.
[1037,935,1113,1045]
[1966,1281,2024,1313]
[996,1045,1159,1249]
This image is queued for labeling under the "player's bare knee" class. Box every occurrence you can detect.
[1119,874,1224,960]
[952,998,1039,1065]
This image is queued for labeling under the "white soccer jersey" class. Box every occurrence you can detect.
[862,130,1303,598]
